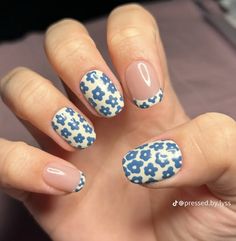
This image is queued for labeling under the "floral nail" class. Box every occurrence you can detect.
[122,140,182,184]
[80,70,124,117]
[52,107,96,149]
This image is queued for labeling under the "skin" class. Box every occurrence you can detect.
[1,4,236,241]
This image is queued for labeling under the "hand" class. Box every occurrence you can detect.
[1,4,236,241]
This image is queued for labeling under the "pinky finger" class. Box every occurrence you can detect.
[0,138,85,199]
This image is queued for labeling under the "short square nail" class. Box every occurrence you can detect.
[122,140,182,184]
[43,163,86,193]
[80,70,124,117]
[125,61,163,109]
[52,107,96,149]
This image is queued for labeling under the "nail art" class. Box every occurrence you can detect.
[126,61,163,109]
[52,107,96,149]
[74,171,86,192]
[43,163,86,193]
[122,140,182,184]
[80,70,124,117]
[133,88,163,109]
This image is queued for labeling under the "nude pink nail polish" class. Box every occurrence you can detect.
[125,61,163,109]
[43,163,85,193]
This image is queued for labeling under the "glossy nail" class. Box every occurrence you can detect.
[80,70,124,117]
[125,61,163,109]
[122,140,182,184]
[43,163,86,192]
[52,107,96,149]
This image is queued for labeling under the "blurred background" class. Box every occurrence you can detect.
[1,0,236,44]
[0,0,236,240]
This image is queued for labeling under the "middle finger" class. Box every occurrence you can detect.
[45,19,124,118]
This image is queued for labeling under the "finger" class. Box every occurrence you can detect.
[45,19,124,118]
[0,67,96,150]
[0,139,86,197]
[122,113,236,203]
[107,4,165,109]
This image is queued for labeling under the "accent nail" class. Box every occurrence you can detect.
[125,61,163,109]
[122,140,182,184]
[52,107,96,149]
[43,163,86,193]
[80,70,124,117]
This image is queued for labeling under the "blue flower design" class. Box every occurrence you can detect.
[68,118,79,130]
[125,150,138,160]
[77,113,85,123]
[88,97,97,108]
[87,136,95,146]
[61,128,72,138]
[149,142,164,151]
[99,106,111,116]
[162,166,175,179]
[86,71,98,83]
[123,165,131,177]
[131,176,143,184]
[100,73,110,85]
[56,114,66,125]
[73,133,85,143]
[65,108,75,116]
[127,160,143,174]
[92,86,105,101]
[105,95,118,107]
[144,163,158,177]
[80,82,89,94]
[139,102,149,109]
[115,105,122,114]
[148,95,157,103]
[140,150,151,161]
[119,96,124,102]
[107,83,116,94]
[83,124,92,133]
[166,142,179,153]
[52,122,58,130]
[136,143,149,150]
[155,153,169,167]
[172,156,182,168]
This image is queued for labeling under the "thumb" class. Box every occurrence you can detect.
[122,113,236,204]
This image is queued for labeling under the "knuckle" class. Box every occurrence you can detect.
[0,67,49,117]
[1,142,29,187]
[194,112,236,162]
[109,26,144,47]
[50,34,95,63]
[0,67,29,100]
[17,81,48,117]
[45,18,94,68]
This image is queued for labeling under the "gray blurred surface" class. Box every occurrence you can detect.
[0,0,236,240]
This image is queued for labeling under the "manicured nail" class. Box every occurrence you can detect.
[43,163,86,193]
[80,70,124,117]
[125,61,163,109]
[122,140,182,184]
[52,107,96,149]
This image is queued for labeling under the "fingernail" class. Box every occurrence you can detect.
[122,140,182,184]
[80,70,124,117]
[43,163,86,193]
[125,61,163,109]
[52,107,96,149]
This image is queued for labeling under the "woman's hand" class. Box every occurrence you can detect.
[1,4,236,241]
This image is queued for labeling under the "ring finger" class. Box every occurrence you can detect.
[0,67,96,150]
